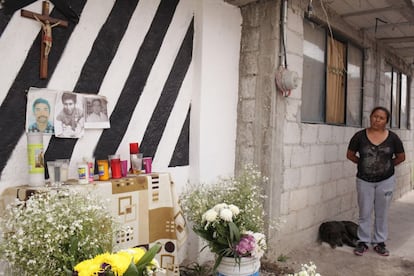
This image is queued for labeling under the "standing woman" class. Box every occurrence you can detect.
[347,106,405,256]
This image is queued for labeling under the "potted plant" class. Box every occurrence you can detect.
[180,164,268,275]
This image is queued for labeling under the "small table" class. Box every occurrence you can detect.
[0,172,186,276]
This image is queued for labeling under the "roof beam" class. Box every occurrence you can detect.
[363,21,413,32]
[341,6,404,18]
[377,36,414,43]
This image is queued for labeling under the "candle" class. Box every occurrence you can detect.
[27,133,44,187]
[129,142,139,154]
[109,154,122,179]
[97,159,109,181]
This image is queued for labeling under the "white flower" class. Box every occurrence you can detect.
[213,203,228,212]
[228,204,240,215]
[287,261,320,276]
[219,208,233,222]
[203,209,218,222]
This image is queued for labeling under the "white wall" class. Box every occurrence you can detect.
[0,0,241,200]
[189,0,241,186]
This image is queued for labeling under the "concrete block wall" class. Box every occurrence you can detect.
[257,0,414,256]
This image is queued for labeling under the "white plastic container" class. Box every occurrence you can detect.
[77,162,89,184]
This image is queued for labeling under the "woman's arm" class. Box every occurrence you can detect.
[346,149,359,164]
[393,152,405,166]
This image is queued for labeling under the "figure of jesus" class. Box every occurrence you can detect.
[34,15,61,57]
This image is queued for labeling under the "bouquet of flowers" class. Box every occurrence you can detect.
[0,190,117,275]
[180,164,268,271]
[195,203,266,270]
[69,243,164,276]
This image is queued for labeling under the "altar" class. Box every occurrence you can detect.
[0,172,186,276]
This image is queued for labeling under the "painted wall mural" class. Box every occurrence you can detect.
[0,0,193,181]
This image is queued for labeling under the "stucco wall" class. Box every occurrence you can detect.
[0,0,240,194]
[0,0,242,264]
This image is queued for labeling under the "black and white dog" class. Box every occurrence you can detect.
[318,221,359,248]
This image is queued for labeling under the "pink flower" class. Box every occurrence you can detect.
[235,234,255,256]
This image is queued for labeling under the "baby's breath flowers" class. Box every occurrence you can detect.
[180,164,267,235]
[0,190,117,275]
[288,262,321,276]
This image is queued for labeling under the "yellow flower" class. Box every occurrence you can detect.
[93,252,111,264]
[73,246,161,276]
[74,258,103,276]
[103,252,132,275]
[129,247,146,263]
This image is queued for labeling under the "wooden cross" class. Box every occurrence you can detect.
[21,1,68,79]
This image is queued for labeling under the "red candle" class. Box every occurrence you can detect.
[129,142,139,154]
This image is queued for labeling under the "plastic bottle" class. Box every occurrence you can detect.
[77,162,89,184]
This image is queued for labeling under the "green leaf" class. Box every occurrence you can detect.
[135,243,162,274]
[228,221,240,242]
[63,266,73,276]
[213,254,223,272]
[123,259,139,276]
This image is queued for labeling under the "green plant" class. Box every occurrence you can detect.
[180,262,213,276]
[277,254,290,262]
[0,190,117,275]
[180,164,268,271]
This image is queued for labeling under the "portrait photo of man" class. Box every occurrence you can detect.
[28,98,54,133]
[54,92,85,138]
[87,98,108,122]
[84,95,110,129]
[26,88,56,135]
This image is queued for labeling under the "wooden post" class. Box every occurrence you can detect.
[21,1,68,79]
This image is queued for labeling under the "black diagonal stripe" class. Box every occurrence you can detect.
[139,18,193,160]
[0,10,13,35]
[169,106,190,166]
[94,0,180,160]
[75,0,139,93]
[0,0,87,173]
[44,0,139,162]
[2,0,36,15]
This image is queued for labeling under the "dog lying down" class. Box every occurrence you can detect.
[318,221,358,248]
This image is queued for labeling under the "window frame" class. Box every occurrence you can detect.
[301,19,364,127]
[388,66,410,129]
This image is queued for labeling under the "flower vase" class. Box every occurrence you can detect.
[216,256,260,276]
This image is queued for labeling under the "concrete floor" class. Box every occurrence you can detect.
[386,189,414,260]
[284,190,414,276]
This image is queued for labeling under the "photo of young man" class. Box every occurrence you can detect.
[54,92,85,138]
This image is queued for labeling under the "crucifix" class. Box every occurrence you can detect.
[21,1,68,79]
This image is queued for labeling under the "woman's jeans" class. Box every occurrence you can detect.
[356,175,395,244]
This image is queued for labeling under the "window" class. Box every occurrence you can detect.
[400,74,408,128]
[386,65,409,129]
[302,20,363,126]
[346,45,363,126]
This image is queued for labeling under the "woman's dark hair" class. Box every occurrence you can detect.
[371,106,390,123]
